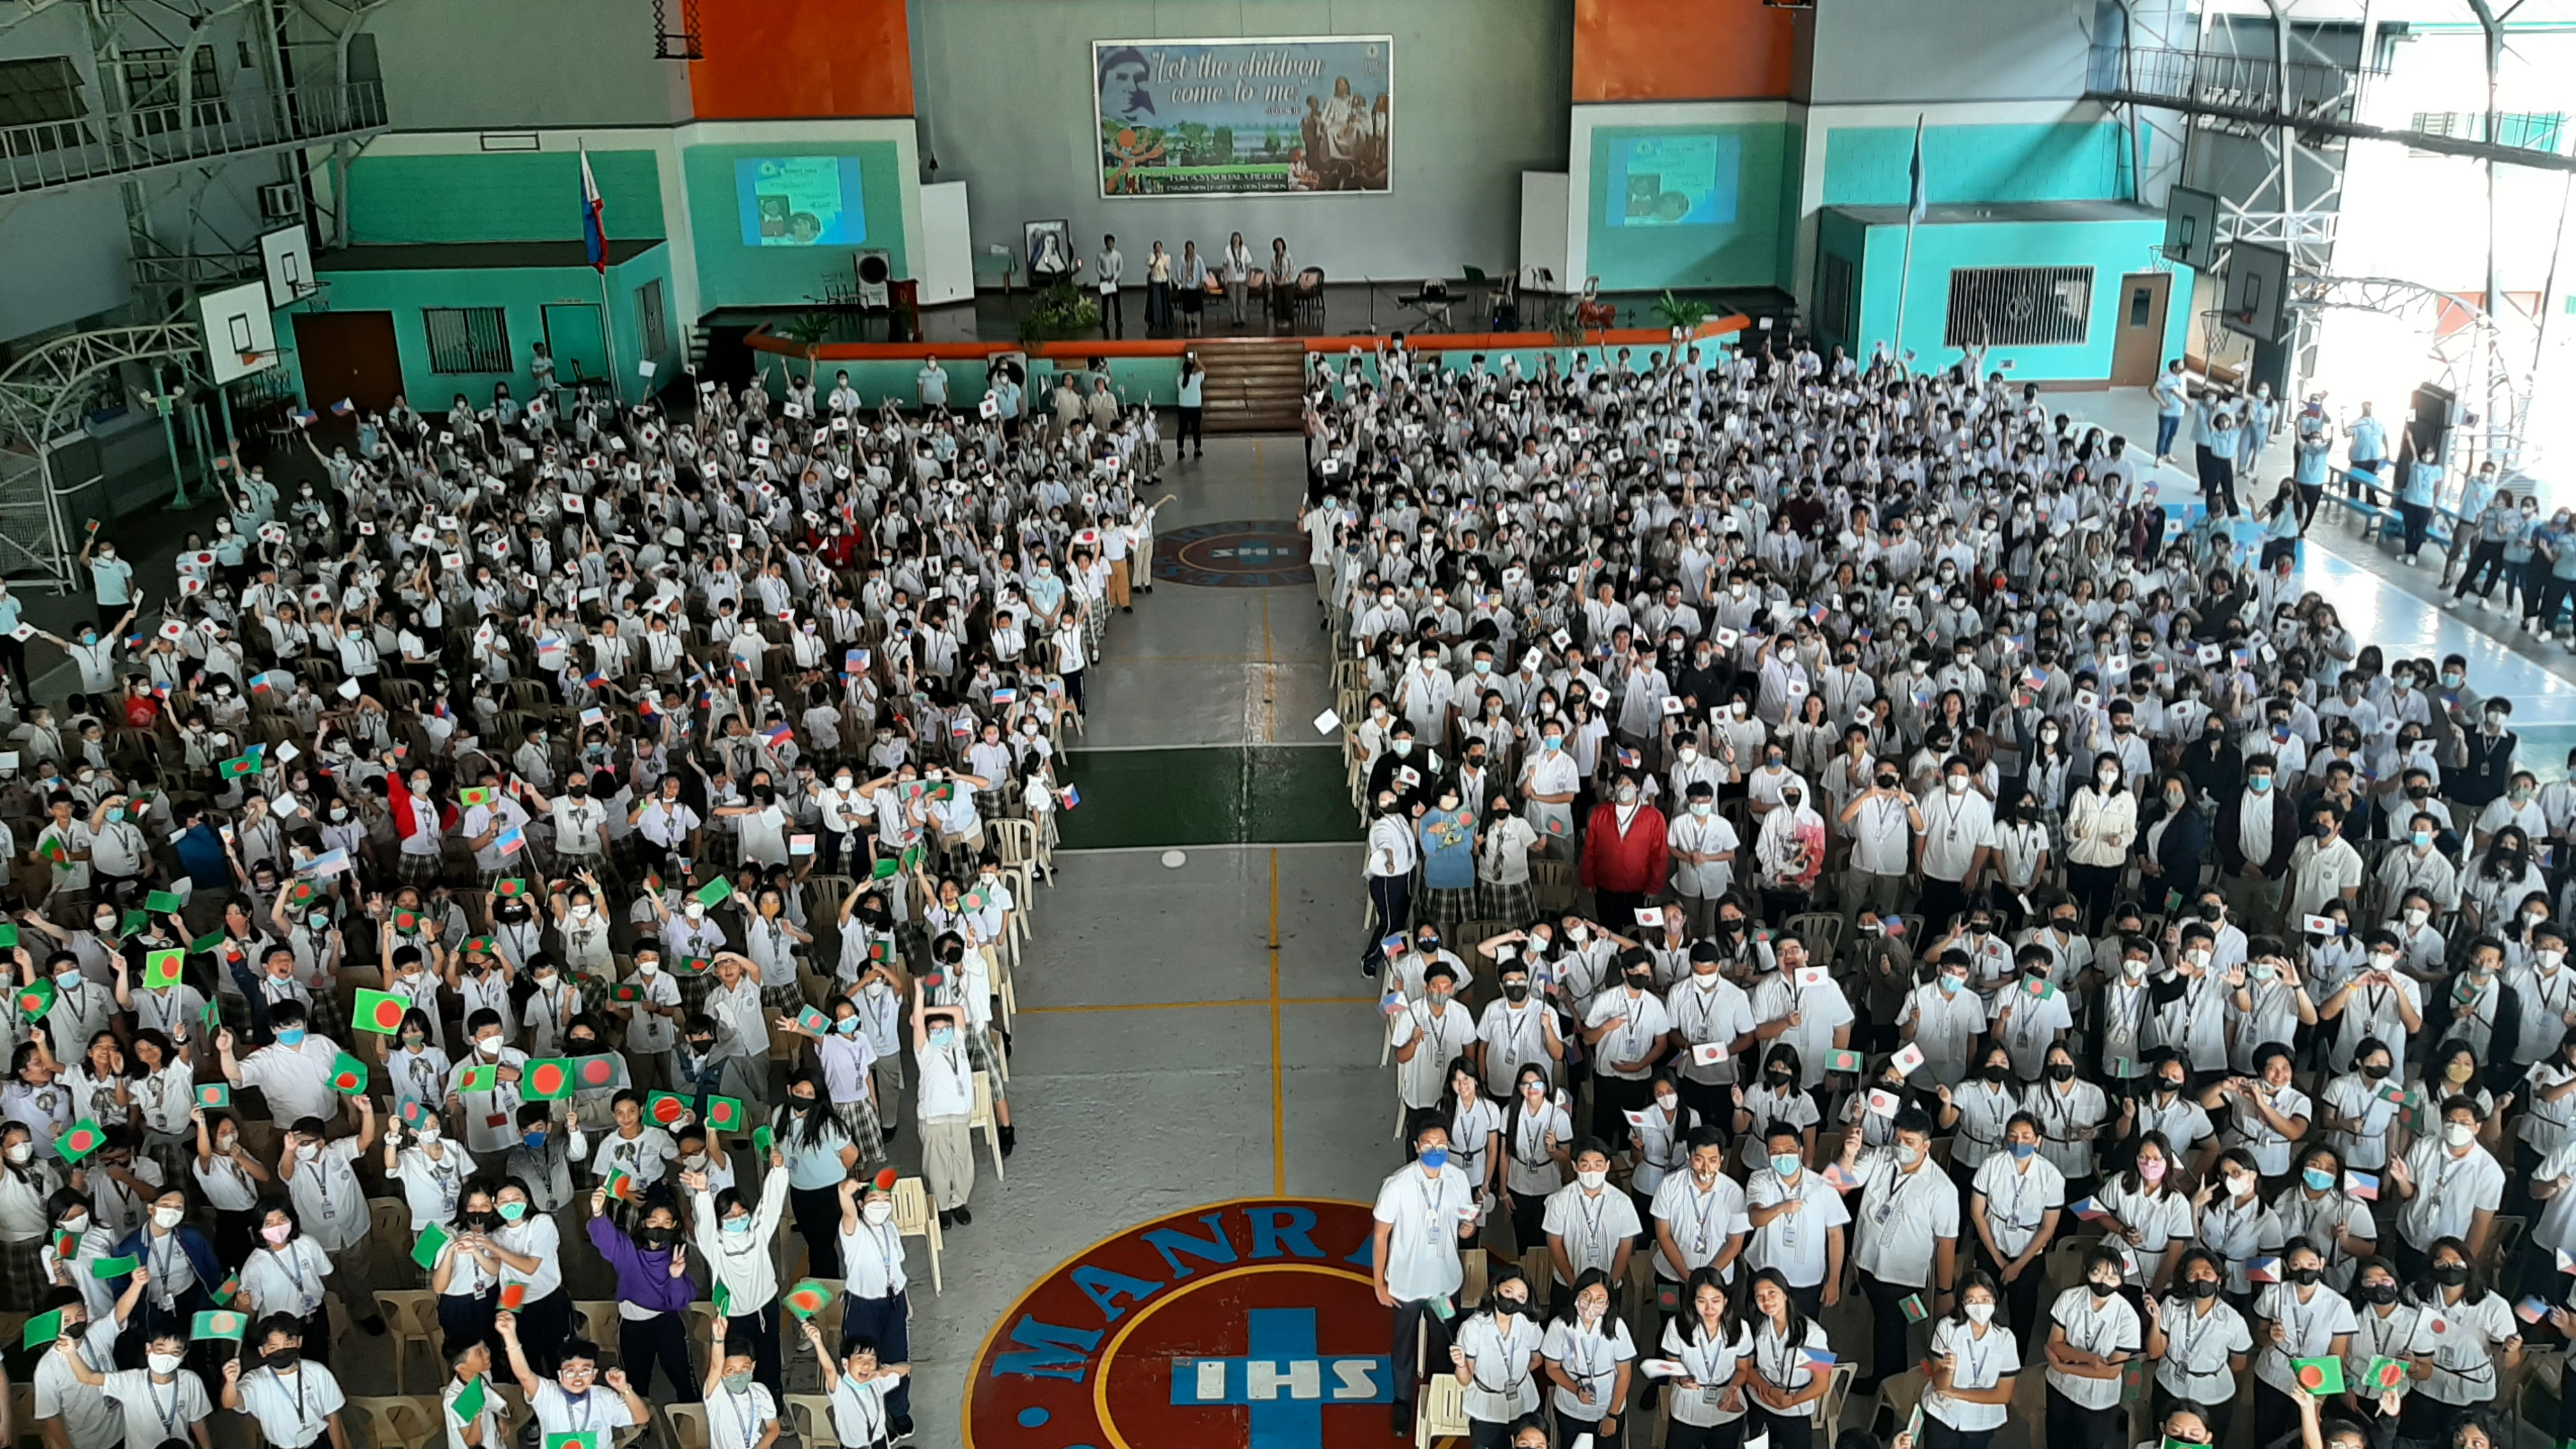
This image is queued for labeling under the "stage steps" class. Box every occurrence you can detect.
[1194,339,1308,433]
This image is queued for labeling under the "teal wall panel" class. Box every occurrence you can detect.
[1821,122,2129,208]
[280,246,680,409]
[1584,123,1795,293]
[1846,215,2186,380]
[346,151,666,245]
[681,141,906,312]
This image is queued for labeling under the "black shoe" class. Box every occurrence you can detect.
[938,1209,955,1230]
[878,1123,899,1147]
[890,1416,914,1444]
[1391,1402,1411,1434]
[1360,955,1380,977]
[953,1205,973,1225]
[999,1123,1016,1156]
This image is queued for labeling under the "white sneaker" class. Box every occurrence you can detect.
[2443,597,2460,609]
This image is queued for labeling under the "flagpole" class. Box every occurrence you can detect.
[597,263,624,408]
[1895,113,1925,365]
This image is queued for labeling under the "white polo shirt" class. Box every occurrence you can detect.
[2396,1139,2505,1250]
[1539,1315,1635,1422]
[1452,1309,1545,1423]
[2418,1289,2515,1404]
[99,1368,213,1449]
[1849,1147,1961,1287]
[1917,788,1995,883]
[2252,1282,2360,1395]
[2046,1287,2141,1410]
[236,1036,344,1126]
[2344,1300,2438,1405]
[1372,1161,1475,1302]
[1541,1181,1643,1284]
[1662,1318,1751,1428]
[529,1381,637,1436]
[2152,1296,2252,1403]
[1924,1318,2018,1432]
[1969,1149,2067,1261]
[34,1317,124,1449]
[1739,1165,1849,1287]
[235,1363,346,1449]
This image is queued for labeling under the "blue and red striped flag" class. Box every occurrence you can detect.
[578,146,609,274]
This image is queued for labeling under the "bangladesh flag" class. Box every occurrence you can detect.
[712,1283,732,1318]
[328,1052,369,1095]
[217,754,261,779]
[450,1375,489,1424]
[191,1309,246,1342]
[459,787,497,808]
[678,956,712,977]
[795,1006,830,1035]
[900,843,923,871]
[117,908,146,938]
[0,923,17,949]
[547,1434,603,1449]
[399,1101,436,1129]
[353,988,410,1034]
[458,1064,498,1092]
[56,1118,106,1163]
[17,978,56,1020]
[868,939,894,965]
[610,982,643,1002]
[752,1125,776,1157]
[643,1091,693,1128]
[22,1308,63,1349]
[960,887,987,913]
[90,1254,137,1280]
[53,1229,77,1259]
[694,877,732,907]
[1826,1048,1863,1073]
[570,1055,627,1093]
[188,930,224,954]
[493,878,527,898]
[499,1282,527,1310]
[411,1222,454,1271]
[145,889,184,914]
[522,1059,574,1101]
[36,836,67,870]
[702,1096,746,1133]
[782,1279,833,1320]
[604,1170,638,1202]
[464,937,494,956]
[286,882,316,906]
[2363,1356,2407,1392]
[194,1083,231,1110]
[142,947,185,990]
[2293,1356,2345,1395]
[210,1273,241,1306]
[392,910,422,936]
[869,857,898,881]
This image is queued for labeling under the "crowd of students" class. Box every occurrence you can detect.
[1314,335,2563,1449]
[1,357,1173,1449]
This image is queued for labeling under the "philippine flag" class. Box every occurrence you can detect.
[579,146,608,273]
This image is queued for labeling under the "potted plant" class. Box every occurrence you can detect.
[1651,290,1710,334]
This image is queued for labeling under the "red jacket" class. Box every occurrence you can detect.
[1579,801,1670,895]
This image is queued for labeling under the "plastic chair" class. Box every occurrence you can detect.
[1811,1360,1858,1434]
[663,1402,712,1449]
[369,1197,412,1261]
[573,1300,624,1361]
[345,1395,441,1449]
[1412,1370,1469,1445]
[786,1395,836,1449]
[1294,267,1326,326]
[891,1175,944,1292]
[372,1290,443,1395]
[683,1300,721,1372]
[970,1071,1006,1182]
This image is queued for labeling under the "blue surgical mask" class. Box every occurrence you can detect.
[1938,976,1963,995]
[835,1016,861,1035]
[1418,1147,1450,1170]
[1771,1153,1801,1179]
[928,1028,955,1049]
[2302,1168,2335,1192]
[2007,1141,2036,1160]
[275,1029,306,1046]
[522,1131,548,1151]
[722,1216,751,1234]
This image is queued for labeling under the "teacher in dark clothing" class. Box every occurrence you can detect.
[2138,771,2210,908]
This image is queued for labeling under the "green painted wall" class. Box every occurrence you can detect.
[1821,122,2130,207]
[1813,208,1868,356]
[682,141,906,312]
[280,245,680,410]
[1846,215,2186,381]
[346,151,666,245]
[1584,123,1796,293]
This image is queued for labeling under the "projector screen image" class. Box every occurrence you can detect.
[1607,133,1741,227]
[733,157,866,247]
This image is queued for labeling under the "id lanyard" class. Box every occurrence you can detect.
[725,1390,763,1449]
[834,1381,884,1446]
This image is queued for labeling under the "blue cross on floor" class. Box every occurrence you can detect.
[1209,541,1289,562]
[1167,1307,1392,1449]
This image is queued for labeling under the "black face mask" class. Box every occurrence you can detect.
[2186,1278,2221,1299]
[1766,1068,1793,1086]
[2286,1266,2321,1286]
[2158,1077,2186,1096]
[1503,983,1529,1003]
[2361,1061,2391,1080]
[2046,1062,2077,1083]
[266,1348,300,1371]
[640,1226,676,1249]
[2359,1282,2400,1305]
[1981,1062,2011,1082]
[2431,1263,2471,1285]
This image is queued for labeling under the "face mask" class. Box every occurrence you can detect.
[722,1373,754,1393]
[148,1351,183,1374]
[2302,1168,2334,1192]
[294,1142,320,1163]
[2287,1265,2322,1286]
[2186,1278,2221,1299]
[153,1206,184,1229]
[1898,1144,1926,1167]
[722,1215,752,1235]
[1981,1062,2011,1083]
[2359,1282,2400,1306]
[275,1029,306,1046]
[2431,1262,2470,1285]
[1965,1302,1995,1325]
[1577,1168,1608,1190]
[2138,1157,2167,1182]
[477,1037,502,1057]
[1939,974,1964,995]
[2444,1123,2476,1148]
[416,1124,441,1144]
[262,1223,293,1245]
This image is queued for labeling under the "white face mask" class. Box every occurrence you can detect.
[1576,1168,1608,1190]
[153,1206,184,1229]
[477,1036,502,1057]
[1965,1302,1995,1325]
[4,1142,29,1164]
[416,1124,441,1144]
[148,1352,183,1375]
[861,1200,893,1225]
[2444,1122,2476,1148]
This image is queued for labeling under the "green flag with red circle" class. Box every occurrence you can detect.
[191,1310,245,1342]
[571,1054,627,1092]
[782,1279,832,1320]
[2293,1356,2345,1395]
[352,987,409,1034]
[644,1091,693,1128]
[328,1052,369,1095]
[57,1117,105,1164]
[522,1059,574,1101]
[195,1082,231,1110]
[16,978,54,1021]
[703,1096,745,1133]
[142,947,185,990]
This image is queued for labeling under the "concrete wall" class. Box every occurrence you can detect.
[910,0,1572,282]
[1842,211,2189,380]
[1803,0,2099,104]
[346,151,668,245]
[365,0,688,130]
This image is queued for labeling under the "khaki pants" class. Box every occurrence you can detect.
[1108,559,1131,607]
[921,1114,974,1209]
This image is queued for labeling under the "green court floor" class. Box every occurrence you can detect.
[1055,744,1353,847]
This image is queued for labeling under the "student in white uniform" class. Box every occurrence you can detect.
[1500,1066,1574,1259]
[1542,1140,1641,1319]
[33,1280,139,1449]
[2342,1257,2436,1446]
[2264,1143,2377,1292]
[1370,1114,1478,1435]
[2041,1243,2141,1449]
[806,1316,910,1449]
[222,1311,349,1449]
[1740,1267,1834,1449]
[497,1312,648,1443]
[1539,1268,1635,1448]
[1446,1266,1545,1446]
[2205,1040,2313,1181]
[2025,1041,2110,1194]
[1920,1270,2019,1449]
[1740,1122,1847,1320]
[1439,1059,1506,1216]
[701,1314,780,1449]
[2386,1096,2507,1282]
[1735,1044,1822,1173]
[2146,1247,2253,1443]
[2248,1236,2358,1449]
[2410,1236,2518,1439]
[72,1320,215,1449]
[1841,1106,1961,1395]
[1659,1265,1751,1449]
[1967,1112,2066,1356]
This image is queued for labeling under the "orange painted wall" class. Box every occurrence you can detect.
[1572,0,1796,102]
[687,0,916,119]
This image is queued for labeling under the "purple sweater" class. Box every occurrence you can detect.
[587,1216,698,1315]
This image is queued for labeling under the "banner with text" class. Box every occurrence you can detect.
[1094,36,1393,198]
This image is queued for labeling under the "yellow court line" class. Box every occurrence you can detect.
[1269,846,1286,1195]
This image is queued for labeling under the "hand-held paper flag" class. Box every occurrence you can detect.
[353,987,410,1034]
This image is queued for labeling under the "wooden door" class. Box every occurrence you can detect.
[292,310,402,416]
[2108,272,2170,387]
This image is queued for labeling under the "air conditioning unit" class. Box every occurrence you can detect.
[257,181,302,222]
[855,249,892,309]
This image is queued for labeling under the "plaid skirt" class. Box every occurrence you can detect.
[760,976,808,1016]
[969,1026,1008,1105]
[831,1096,884,1163]
[1476,877,1535,924]
[395,850,442,887]
[0,1232,43,1309]
[1421,884,1476,929]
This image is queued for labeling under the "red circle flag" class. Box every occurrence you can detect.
[64,1127,98,1155]
[332,1070,360,1091]
[2297,1365,2327,1390]
[365,998,406,1031]
[530,1063,567,1097]
[650,1096,686,1124]
[579,1059,615,1086]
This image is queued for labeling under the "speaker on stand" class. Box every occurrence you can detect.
[2408,382,2453,462]
[855,249,892,309]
